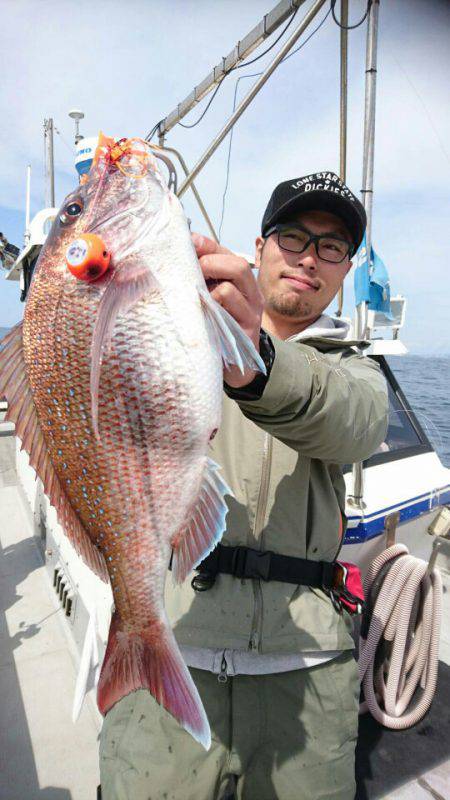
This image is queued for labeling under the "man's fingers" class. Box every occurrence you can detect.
[200,253,262,307]
[191,232,232,257]
[209,282,258,342]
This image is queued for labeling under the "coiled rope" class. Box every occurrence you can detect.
[359,543,442,729]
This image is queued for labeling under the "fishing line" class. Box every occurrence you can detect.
[54,124,76,156]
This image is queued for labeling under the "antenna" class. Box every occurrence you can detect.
[68,109,85,144]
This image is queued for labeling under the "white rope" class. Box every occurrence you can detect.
[359,543,442,729]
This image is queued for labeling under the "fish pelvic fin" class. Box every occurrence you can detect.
[199,287,266,375]
[0,323,108,582]
[97,613,211,750]
[90,269,160,441]
[171,457,231,584]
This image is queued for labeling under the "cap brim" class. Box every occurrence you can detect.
[263,190,366,252]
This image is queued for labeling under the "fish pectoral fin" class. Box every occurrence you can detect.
[0,323,108,583]
[199,287,266,375]
[97,614,211,750]
[171,457,231,584]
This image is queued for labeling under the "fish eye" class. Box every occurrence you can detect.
[60,199,83,224]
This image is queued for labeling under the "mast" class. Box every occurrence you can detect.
[43,118,55,208]
[350,0,380,511]
[336,0,349,317]
[356,0,380,341]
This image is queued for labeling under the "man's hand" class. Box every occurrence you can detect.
[192,232,264,389]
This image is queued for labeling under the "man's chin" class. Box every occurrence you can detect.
[268,293,316,320]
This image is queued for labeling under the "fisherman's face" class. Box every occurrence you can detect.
[254,210,353,331]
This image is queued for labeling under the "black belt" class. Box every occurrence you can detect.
[191,543,341,593]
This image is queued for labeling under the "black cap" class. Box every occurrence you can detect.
[261,172,366,252]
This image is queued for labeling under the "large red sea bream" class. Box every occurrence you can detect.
[0,135,264,749]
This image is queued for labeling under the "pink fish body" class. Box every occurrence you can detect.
[0,137,264,748]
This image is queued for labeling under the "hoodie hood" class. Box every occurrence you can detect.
[288,314,350,342]
[286,314,370,352]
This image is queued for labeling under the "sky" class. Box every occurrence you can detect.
[1,0,449,354]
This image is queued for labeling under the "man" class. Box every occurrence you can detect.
[99,173,388,800]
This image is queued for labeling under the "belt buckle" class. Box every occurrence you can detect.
[332,562,348,592]
[322,562,348,615]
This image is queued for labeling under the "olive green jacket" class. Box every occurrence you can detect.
[165,320,388,655]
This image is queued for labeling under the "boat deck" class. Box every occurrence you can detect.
[0,432,101,799]
[1,426,449,800]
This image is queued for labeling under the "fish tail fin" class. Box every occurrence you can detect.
[97,614,211,750]
[199,287,266,375]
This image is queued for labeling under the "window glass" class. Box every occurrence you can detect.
[343,357,430,473]
[376,380,423,454]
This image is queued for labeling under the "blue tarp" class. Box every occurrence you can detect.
[354,234,392,317]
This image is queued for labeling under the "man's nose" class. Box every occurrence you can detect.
[297,243,318,270]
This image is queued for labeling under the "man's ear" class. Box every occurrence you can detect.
[345,259,353,276]
[255,236,265,268]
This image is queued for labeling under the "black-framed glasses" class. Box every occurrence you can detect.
[265,223,354,263]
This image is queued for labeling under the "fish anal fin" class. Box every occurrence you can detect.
[171,457,231,584]
[97,613,211,750]
[0,323,108,583]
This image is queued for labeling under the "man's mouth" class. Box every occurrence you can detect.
[281,274,319,292]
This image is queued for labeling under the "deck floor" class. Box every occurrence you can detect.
[0,434,101,800]
[1,428,449,800]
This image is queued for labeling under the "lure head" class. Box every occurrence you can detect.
[65,233,111,282]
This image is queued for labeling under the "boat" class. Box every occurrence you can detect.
[1,1,450,798]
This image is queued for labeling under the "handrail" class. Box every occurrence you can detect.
[153,144,219,242]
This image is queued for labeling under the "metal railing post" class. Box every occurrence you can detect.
[350,0,380,511]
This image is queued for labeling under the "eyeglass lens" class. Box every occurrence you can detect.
[278,227,350,263]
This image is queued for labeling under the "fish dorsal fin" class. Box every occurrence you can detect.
[0,323,108,582]
[170,457,231,584]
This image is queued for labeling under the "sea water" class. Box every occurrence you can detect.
[388,355,450,468]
